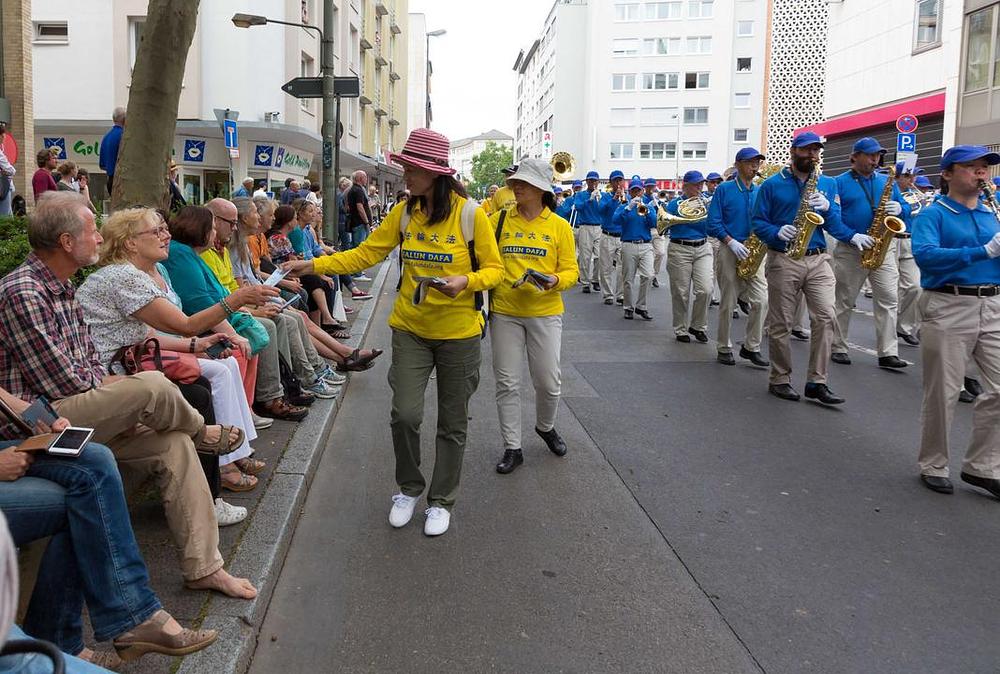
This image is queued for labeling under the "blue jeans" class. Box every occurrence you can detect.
[0,625,108,673]
[350,224,368,250]
[0,442,160,654]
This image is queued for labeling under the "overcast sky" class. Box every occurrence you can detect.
[409,0,553,142]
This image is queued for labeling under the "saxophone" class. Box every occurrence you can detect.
[860,166,907,270]
[737,162,782,280]
[786,168,825,260]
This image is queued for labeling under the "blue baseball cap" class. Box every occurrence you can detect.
[915,176,932,188]
[852,137,886,154]
[792,131,824,148]
[628,179,644,191]
[609,169,625,180]
[940,145,1000,170]
[586,170,600,180]
[572,179,583,187]
[706,172,723,181]
[992,176,1000,187]
[644,177,656,187]
[683,170,705,184]
[915,167,926,175]
[735,147,765,162]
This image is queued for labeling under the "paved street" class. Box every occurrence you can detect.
[248,265,1000,674]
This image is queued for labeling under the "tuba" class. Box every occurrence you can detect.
[736,162,782,280]
[785,168,825,260]
[550,152,575,182]
[656,196,707,235]
[901,188,924,216]
[860,166,906,270]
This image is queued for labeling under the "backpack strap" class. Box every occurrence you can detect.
[458,199,485,312]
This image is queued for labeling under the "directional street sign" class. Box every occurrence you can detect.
[281,76,362,99]
[897,133,916,153]
[223,119,239,150]
[896,114,919,134]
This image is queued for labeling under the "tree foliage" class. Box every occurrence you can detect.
[469,142,514,199]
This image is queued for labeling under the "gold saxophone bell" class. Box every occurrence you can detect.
[550,152,575,182]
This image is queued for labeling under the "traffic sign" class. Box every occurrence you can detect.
[281,76,361,99]
[223,119,239,150]
[896,114,919,134]
[897,133,916,153]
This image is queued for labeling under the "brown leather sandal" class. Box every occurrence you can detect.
[235,457,266,475]
[335,348,384,372]
[221,467,258,492]
[194,425,245,456]
[113,610,217,662]
[81,649,123,670]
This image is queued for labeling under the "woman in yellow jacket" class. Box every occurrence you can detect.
[489,159,579,475]
[285,129,504,536]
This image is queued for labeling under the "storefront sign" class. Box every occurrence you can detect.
[254,144,274,167]
[184,139,205,162]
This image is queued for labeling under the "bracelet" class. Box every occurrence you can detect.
[189,337,197,353]
[220,297,234,315]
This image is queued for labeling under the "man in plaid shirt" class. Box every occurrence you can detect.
[0,192,257,599]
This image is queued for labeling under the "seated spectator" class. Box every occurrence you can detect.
[31,148,58,202]
[0,192,257,599]
[302,203,373,305]
[77,208,273,497]
[56,161,79,192]
[0,387,216,668]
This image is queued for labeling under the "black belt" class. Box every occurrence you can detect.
[602,231,621,237]
[622,238,651,244]
[670,238,707,247]
[895,233,911,239]
[579,222,602,226]
[929,284,1000,297]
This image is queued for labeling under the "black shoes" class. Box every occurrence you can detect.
[732,310,740,319]
[688,328,709,343]
[791,329,810,341]
[921,475,954,494]
[624,308,634,320]
[768,384,800,401]
[804,382,845,405]
[959,389,976,404]
[615,297,624,305]
[738,298,751,315]
[965,377,984,397]
[897,331,920,346]
[582,285,592,294]
[710,298,720,307]
[831,352,852,365]
[676,334,691,343]
[496,448,523,474]
[651,277,660,288]
[878,355,908,369]
[717,352,736,366]
[961,472,1000,499]
[592,282,601,292]
[603,298,613,305]
[634,309,653,320]
[739,346,770,367]
[536,427,567,457]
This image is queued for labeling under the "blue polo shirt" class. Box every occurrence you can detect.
[707,176,757,242]
[912,196,1000,288]
[664,196,708,241]
[614,204,656,242]
[751,168,854,251]
[600,192,624,234]
[834,170,911,235]
[570,188,606,225]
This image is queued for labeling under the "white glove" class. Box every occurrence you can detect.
[807,191,830,213]
[590,189,601,202]
[885,201,902,216]
[851,233,875,251]
[625,197,642,211]
[985,232,1000,258]
[727,239,750,260]
[778,225,799,242]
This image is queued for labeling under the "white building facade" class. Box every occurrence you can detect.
[408,12,429,132]
[514,0,768,187]
[449,129,514,181]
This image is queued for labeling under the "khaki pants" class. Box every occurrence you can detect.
[832,242,900,357]
[490,313,563,451]
[621,241,654,311]
[717,245,768,354]
[896,237,922,337]
[651,230,667,276]
[711,238,722,300]
[765,252,837,386]
[666,240,713,335]
[576,225,602,285]
[794,295,810,333]
[388,330,481,510]
[52,371,223,581]
[599,233,624,301]
[918,292,1000,479]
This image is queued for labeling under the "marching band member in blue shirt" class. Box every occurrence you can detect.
[614,179,657,320]
[597,169,626,305]
[752,131,861,405]
[708,147,769,368]
[705,171,725,305]
[643,177,667,288]
[830,137,911,370]
[571,170,606,294]
[664,170,712,343]
[894,162,923,347]
[911,145,1000,499]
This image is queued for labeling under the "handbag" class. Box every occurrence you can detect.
[113,337,202,384]
[229,310,270,355]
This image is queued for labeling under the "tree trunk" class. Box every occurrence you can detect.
[111,0,200,211]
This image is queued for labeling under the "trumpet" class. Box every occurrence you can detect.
[636,201,649,217]
[550,152,575,182]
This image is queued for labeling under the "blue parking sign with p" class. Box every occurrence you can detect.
[897,133,916,153]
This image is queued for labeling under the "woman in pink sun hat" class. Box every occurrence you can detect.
[284,128,504,537]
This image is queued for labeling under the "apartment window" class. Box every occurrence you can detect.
[350,25,359,71]
[733,128,749,142]
[640,107,678,126]
[640,142,676,159]
[645,1,681,19]
[688,0,713,18]
[736,20,754,37]
[682,142,708,159]
[33,21,68,44]
[686,36,712,54]
[685,72,710,89]
[683,107,709,124]
[642,72,678,90]
[643,37,681,55]
[612,73,637,91]
[300,53,315,112]
[914,0,942,52]
[736,57,752,72]
[612,38,640,56]
[615,3,641,21]
[610,107,637,126]
[734,92,751,108]
[610,143,635,159]
[128,17,146,68]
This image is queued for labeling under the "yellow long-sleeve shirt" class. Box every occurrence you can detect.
[200,246,238,293]
[489,206,579,317]
[313,193,505,340]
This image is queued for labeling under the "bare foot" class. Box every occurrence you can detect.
[187,568,257,599]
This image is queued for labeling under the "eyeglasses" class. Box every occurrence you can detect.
[137,226,170,238]
[214,214,238,227]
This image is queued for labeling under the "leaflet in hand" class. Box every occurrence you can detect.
[263,267,290,287]
[512,268,555,291]
[411,276,448,305]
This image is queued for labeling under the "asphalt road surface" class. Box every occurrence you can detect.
[250,266,999,674]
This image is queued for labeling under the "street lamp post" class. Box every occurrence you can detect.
[425,29,446,129]
[232,11,338,240]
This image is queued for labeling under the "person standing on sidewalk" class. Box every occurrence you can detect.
[285,128,504,536]
[490,159,578,475]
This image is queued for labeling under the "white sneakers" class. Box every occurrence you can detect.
[251,413,273,430]
[214,498,247,527]
[387,494,451,536]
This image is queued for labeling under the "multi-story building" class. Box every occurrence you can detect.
[513,0,768,187]
[29,0,409,204]
[449,129,514,181]
[956,0,1000,158]
[1,0,36,206]
[408,12,429,132]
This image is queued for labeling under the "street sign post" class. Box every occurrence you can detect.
[223,119,238,149]
[213,109,239,195]
[282,76,360,99]
[896,114,919,134]
[897,133,916,154]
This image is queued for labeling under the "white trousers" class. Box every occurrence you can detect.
[717,245,768,353]
[896,237,922,337]
[621,241,654,310]
[666,240,713,335]
[576,225,602,285]
[199,357,257,466]
[490,313,563,451]
[832,241,900,358]
[599,233,624,301]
